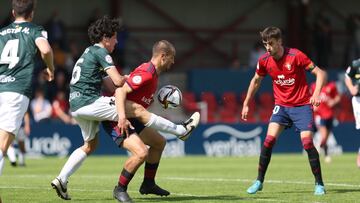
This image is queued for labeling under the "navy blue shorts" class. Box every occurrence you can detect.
[270,104,315,132]
[101,118,145,147]
[315,116,334,130]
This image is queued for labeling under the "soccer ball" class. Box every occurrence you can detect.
[157,85,182,109]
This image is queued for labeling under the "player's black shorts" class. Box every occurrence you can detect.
[101,118,145,147]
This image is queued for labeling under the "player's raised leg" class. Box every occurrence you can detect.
[125,101,200,140]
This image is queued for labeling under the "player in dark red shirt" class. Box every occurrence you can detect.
[241,27,327,195]
[110,40,200,202]
[310,81,340,163]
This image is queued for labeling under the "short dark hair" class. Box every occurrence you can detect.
[260,26,282,42]
[88,15,121,44]
[12,0,36,19]
[152,40,175,57]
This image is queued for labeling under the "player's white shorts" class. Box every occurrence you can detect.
[352,96,360,129]
[0,92,29,135]
[71,96,118,142]
[16,127,26,141]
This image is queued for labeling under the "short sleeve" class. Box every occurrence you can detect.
[296,50,316,71]
[95,49,115,71]
[126,71,153,91]
[255,60,267,76]
[345,65,356,78]
[33,25,48,41]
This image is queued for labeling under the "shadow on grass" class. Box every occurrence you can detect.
[328,188,360,194]
[134,195,280,202]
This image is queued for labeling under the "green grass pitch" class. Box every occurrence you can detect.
[1,154,360,202]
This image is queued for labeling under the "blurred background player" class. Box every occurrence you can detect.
[241,26,326,195]
[107,40,200,203]
[310,80,340,163]
[7,111,31,167]
[344,58,360,167]
[0,0,54,175]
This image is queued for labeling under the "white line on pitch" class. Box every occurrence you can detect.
[2,175,360,188]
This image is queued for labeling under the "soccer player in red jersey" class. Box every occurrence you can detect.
[241,27,327,195]
[310,81,340,163]
[110,40,200,202]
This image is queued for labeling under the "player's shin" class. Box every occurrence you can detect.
[257,135,277,182]
[58,148,87,183]
[302,137,324,185]
[145,113,186,136]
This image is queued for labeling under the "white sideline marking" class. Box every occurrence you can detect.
[2,175,360,188]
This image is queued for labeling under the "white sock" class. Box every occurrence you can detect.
[58,148,87,183]
[0,150,4,176]
[145,113,186,136]
[7,145,17,163]
[18,152,25,165]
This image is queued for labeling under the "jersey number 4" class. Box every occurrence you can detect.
[0,39,20,69]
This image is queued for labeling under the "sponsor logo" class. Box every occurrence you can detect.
[274,74,295,86]
[25,133,72,157]
[0,75,15,83]
[141,95,153,105]
[69,91,81,101]
[202,125,263,156]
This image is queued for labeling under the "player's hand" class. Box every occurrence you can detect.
[310,95,321,107]
[241,105,249,121]
[44,68,54,82]
[24,125,30,136]
[117,118,134,137]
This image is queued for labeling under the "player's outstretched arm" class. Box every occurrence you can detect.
[115,84,134,136]
[35,38,54,81]
[106,67,127,87]
[310,67,326,107]
[241,73,263,121]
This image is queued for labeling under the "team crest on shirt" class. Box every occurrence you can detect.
[285,63,291,70]
[132,75,142,84]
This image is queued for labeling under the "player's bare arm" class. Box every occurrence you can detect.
[106,67,126,87]
[345,74,359,96]
[310,66,326,106]
[115,83,133,136]
[35,38,54,81]
[241,73,263,120]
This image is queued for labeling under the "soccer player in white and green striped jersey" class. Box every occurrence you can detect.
[0,0,55,176]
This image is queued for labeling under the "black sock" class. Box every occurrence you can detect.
[306,147,324,185]
[118,169,134,191]
[257,136,276,183]
[143,162,159,185]
[323,144,328,156]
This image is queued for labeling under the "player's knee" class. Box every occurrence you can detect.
[135,147,149,162]
[301,136,314,150]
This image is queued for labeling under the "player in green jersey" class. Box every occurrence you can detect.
[0,0,54,176]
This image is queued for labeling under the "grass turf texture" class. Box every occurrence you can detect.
[0,154,359,202]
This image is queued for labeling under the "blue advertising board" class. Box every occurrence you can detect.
[23,122,359,157]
